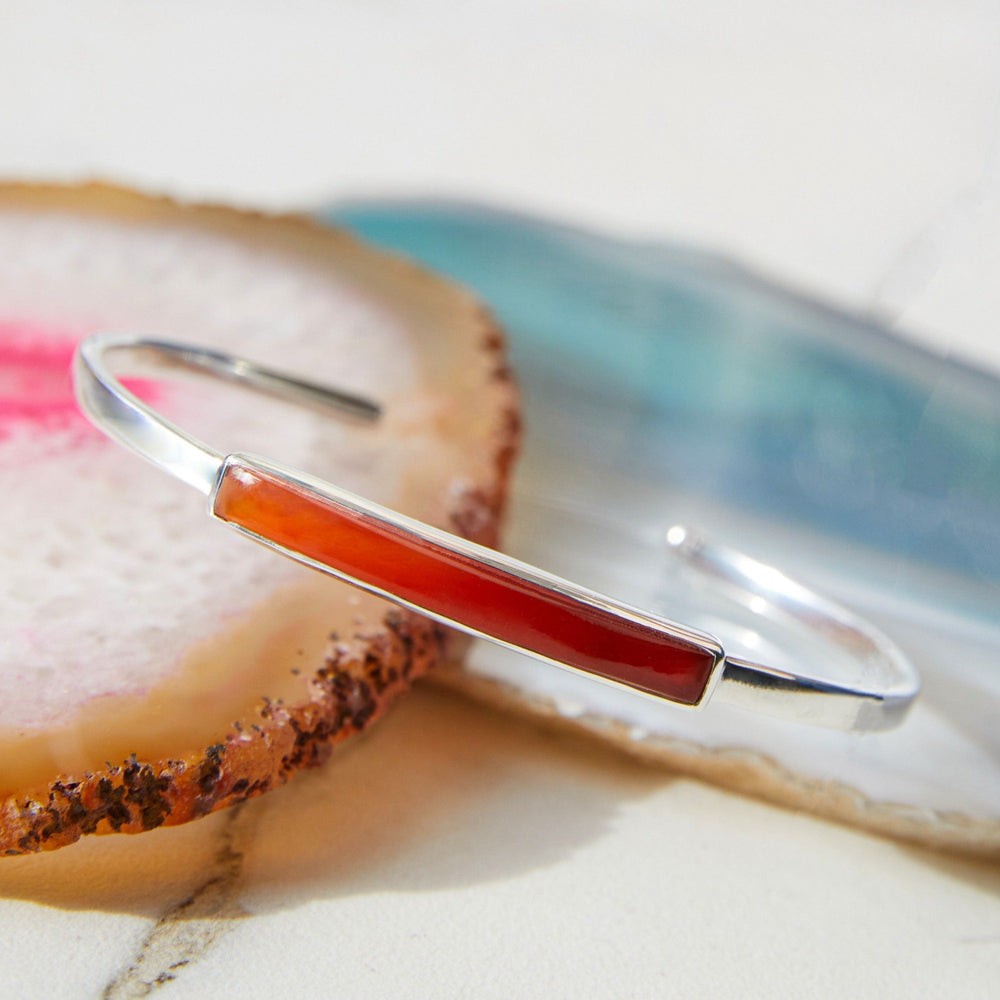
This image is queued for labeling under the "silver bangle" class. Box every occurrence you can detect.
[74,333,919,732]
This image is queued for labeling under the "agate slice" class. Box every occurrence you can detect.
[0,184,518,854]
[333,201,1000,855]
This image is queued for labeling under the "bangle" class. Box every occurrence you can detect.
[74,333,919,732]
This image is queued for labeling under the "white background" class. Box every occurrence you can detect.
[0,3,998,997]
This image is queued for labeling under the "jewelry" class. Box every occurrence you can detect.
[74,333,919,731]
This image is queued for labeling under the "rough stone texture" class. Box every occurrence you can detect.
[2,611,448,854]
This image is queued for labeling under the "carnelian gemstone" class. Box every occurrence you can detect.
[213,460,717,705]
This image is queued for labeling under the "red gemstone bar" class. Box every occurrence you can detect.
[213,458,718,705]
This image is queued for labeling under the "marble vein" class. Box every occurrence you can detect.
[101,806,250,998]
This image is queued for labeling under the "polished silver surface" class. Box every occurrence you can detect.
[75,335,380,494]
[75,335,225,495]
[74,332,920,730]
[665,527,919,731]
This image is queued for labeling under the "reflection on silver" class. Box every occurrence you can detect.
[665,527,919,731]
[74,333,920,732]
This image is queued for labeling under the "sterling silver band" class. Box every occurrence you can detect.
[74,333,920,731]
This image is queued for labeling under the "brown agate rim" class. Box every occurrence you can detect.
[0,182,521,855]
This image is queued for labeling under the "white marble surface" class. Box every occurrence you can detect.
[2,689,1000,999]
[1,2,999,996]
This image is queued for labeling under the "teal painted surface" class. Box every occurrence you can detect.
[326,202,1000,590]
